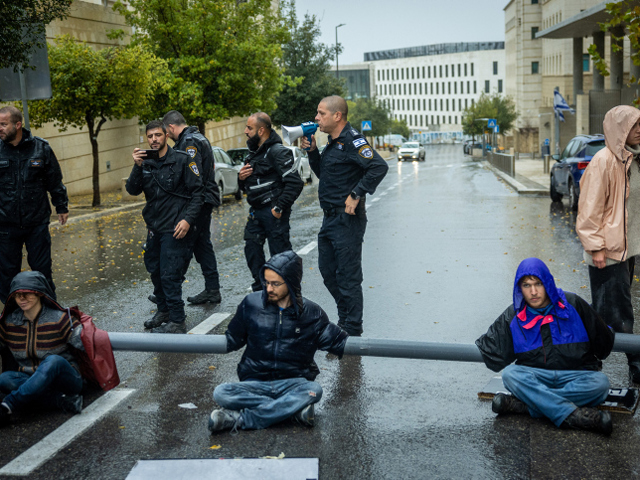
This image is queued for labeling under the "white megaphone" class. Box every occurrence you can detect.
[282,122,318,150]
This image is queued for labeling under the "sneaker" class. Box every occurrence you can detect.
[208,408,242,432]
[58,394,83,414]
[563,407,612,435]
[144,310,170,329]
[148,294,157,304]
[492,393,529,415]
[292,404,315,427]
[151,321,187,334]
[0,403,11,427]
[187,289,221,304]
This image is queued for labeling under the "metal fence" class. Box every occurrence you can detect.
[590,87,640,134]
[487,151,515,177]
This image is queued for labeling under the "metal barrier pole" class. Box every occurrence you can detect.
[107,333,640,358]
[544,154,550,174]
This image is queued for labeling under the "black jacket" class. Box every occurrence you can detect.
[174,126,221,207]
[308,122,388,209]
[225,250,348,382]
[239,130,304,210]
[0,129,69,227]
[125,146,204,233]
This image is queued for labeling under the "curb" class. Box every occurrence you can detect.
[482,161,548,195]
[50,201,146,229]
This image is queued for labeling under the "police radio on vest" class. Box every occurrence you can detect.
[282,122,318,151]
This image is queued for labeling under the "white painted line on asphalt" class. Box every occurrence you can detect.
[370,198,380,203]
[296,241,317,256]
[0,388,135,477]
[188,312,232,335]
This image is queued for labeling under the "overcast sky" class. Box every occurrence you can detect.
[293,0,507,65]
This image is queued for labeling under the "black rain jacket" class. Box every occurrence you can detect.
[239,130,303,210]
[125,146,204,233]
[0,129,68,227]
[174,126,221,207]
[225,250,348,382]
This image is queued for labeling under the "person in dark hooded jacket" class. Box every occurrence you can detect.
[0,271,84,426]
[476,258,615,435]
[208,250,348,433]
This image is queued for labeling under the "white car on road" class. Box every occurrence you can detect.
[212,146,242,200]
[397,142,426,162]
[286,146,313,184]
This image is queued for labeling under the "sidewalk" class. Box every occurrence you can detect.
[50,190,145,228]
[482,156,550,195]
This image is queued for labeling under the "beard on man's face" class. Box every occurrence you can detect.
[246,132,261,151]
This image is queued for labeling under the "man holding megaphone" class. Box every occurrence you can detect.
[301,96,388,336]
[239,113,304,292]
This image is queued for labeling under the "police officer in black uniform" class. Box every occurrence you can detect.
[162,110,222,304]
[239,113,304,291]
[302,96,388,336]
[126,121,204,334]
[0,106,69,303]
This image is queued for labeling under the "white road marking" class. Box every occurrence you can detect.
[0,388,135,477]
[296,241,317,256]
[188,312,232,335]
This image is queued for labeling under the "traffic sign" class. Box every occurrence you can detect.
[494,125,500,133]
[487,119,497,128]
[362,121,372,131]
[544,138,550,146]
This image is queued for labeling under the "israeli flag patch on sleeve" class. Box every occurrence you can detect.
[189,162,200,176]
[353,138,367,148]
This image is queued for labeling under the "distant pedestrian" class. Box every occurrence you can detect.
[162,110,222,305]
[577,105,640,383]
[126,121,204,334]
[238,113,303,292]
[476,258,614,435]
[301,96,389,336]
[208,251,348,433]
[0,106,69,303]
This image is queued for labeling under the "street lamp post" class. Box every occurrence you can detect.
[335,23,345,79]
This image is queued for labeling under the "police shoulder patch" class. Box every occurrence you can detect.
[353,138,367,148]
[189,162,200,176]
[358,146,374,159]
[186,146,198,158]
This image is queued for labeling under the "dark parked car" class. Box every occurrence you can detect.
[550,134,606,210]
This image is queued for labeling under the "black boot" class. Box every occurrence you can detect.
[187,289,221,304]
[492,393,529,415]
[148,294,157,304]
[151,321,187,334]
[251,281,262,292]
[630,364,640,384]
[563,407,612,435]
[144,310,170,329]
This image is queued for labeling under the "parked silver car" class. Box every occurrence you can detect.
[286,146,313,184]
[397,142,425,161]
[212,146,242,200]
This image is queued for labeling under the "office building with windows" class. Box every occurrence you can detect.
[364,42,505,139]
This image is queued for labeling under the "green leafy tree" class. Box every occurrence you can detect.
[390,119,411,139]
[29,36,171,206]
[114,0,291,132]
[271,1,344,127]
[0,0,72,71]
[346,98,392,137]
[462,93,517,139]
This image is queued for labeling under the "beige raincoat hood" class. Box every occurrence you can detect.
[577,105,640,261]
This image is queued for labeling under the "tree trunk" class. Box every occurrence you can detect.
[197,122,205,135]
[86,115,107,207]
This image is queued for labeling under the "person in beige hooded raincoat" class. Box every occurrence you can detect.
[577,105,640,383]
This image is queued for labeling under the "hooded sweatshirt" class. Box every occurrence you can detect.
[577,105,640,263]
[476,258,614,372]
[0,271,83,374]
[225,250,348,382]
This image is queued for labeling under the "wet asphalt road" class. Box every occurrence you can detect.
[3,144,640,479]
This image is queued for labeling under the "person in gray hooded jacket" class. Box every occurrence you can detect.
[208,250,348,433]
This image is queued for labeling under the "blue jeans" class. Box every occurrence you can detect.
[502,364,610,427]
[213,377,322,430]
[0,355,83,413]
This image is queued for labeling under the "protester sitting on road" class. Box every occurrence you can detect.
[576,105,640,383]
[476,258,615,435]
[208,250,348,433]
[0,271,85,427]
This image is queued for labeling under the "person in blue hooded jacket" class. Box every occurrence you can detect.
[476,258,615,435]
[208,250,348,433]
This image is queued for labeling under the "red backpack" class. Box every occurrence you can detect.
[68,307,120,391]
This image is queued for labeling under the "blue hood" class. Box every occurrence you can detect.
[513,258,568,314]
[259,250,304,315]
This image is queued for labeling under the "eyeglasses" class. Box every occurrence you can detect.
[261,280,285,288]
